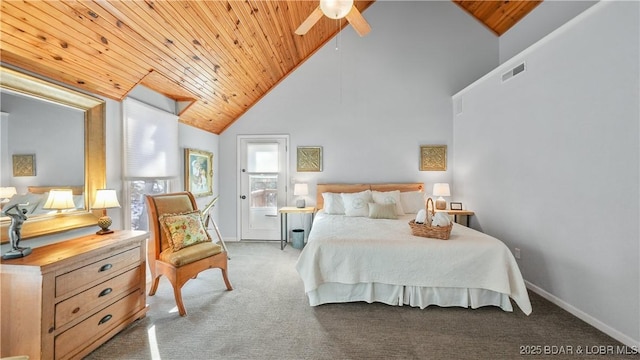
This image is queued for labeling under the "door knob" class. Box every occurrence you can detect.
[240,195,246,199]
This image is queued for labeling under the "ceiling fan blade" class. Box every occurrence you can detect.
[345,6,371,37]
[295,7,324,35]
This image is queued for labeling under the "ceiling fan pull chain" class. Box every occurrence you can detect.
[335,18,340,51]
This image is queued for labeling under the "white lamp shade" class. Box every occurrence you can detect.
[320,0,354,19]
[0,187,17,199]
[43,189,76,210]
[432,183,451,197]
[92,189,121,209]
[293,183,309,196]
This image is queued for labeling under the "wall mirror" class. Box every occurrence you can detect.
[0,65,106,241]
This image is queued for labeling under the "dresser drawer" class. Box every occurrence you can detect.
[54,290,144,360]
[56,247,140,298]
[55,267,141,329]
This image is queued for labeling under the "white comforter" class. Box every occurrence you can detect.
[295,211,532,315]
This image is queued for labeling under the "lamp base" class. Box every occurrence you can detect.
[435,197,447,210]
[96,215,113,235]
[296,199,306,208]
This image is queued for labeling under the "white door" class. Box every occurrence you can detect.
[238,136,288,240]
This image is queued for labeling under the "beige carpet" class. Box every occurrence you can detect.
[85,242,630,360]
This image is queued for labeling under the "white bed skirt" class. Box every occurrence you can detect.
[307,282,515,312]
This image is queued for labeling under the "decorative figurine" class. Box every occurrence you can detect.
[2,203,32,259]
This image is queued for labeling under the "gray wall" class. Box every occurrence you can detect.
[218,1,498,239]
[499,1,597,63]
[453,1,639,346]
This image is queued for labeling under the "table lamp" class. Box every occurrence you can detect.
[294,183,309,208]
[432,183,450,210]
[42,189,76,213]
[91,189,121,235]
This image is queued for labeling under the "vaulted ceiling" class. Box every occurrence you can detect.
[1,1,540,134]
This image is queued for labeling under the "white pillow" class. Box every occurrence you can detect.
[400,191,426,214]
[372,190,404,215]
[322,192,345,214]
[341,190,372,217]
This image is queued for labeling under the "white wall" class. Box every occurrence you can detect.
[218,1,498,239]
[499,0,597,64]
[453,1,639,346]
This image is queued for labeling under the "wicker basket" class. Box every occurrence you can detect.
[408,198,452,240]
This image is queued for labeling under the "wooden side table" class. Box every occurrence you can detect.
[279,206,316,250]
[435,209,475,227]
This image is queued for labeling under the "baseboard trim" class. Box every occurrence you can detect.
[525,281,639,349]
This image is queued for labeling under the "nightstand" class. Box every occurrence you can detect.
[435,209,475,227]
[279,207,316,250]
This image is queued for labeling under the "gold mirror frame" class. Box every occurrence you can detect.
[0,66,106,241]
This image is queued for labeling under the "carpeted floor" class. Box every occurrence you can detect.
[85,242,632,360]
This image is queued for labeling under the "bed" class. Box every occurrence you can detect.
[295,183,532,315]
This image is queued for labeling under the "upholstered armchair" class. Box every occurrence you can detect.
[145,192,232,316]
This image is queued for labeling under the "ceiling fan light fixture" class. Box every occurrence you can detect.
[320,0,354,19]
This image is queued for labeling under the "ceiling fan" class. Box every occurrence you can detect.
[295,0,371,37]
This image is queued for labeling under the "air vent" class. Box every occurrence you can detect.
[502,62,526,82]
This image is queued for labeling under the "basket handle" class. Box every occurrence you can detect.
[425,197,435,224]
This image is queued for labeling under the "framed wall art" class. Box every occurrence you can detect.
[297,146,323,172]
[420,145,447,171]
[185,148,213,197]
[450,202,463,210]
[13,154,36,176]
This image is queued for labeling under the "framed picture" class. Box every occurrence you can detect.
[297,146,323,172]
[450,202,463,210]
[185,148,213,197]
[13,154,36,176]
[420,145,447,171]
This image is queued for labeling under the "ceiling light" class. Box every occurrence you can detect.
[320,0,353,20]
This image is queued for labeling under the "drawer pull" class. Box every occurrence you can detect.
[98,314,112,325]
[99,288,113,297]
[99,263,113,272]
[72,307,80,314]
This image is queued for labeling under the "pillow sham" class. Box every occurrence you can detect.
[372,190,404,215]
[400,191,426,214]
[159,210,211,252]
[341,190,372,217]
[322,192,345,214]
[368,203,398,219]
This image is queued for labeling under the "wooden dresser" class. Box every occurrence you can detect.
[0,230,148,360]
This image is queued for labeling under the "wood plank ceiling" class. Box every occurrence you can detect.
[1,1,540,134]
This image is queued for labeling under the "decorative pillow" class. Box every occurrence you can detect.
[400,191,426,214]
[322,192,345,214]
[372,190,404,215]
[368,203,398,219]
[159,210,211,251]
[341,190,372,217]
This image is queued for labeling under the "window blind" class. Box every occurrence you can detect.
[123,97,179,179]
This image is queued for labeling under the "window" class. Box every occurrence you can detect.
[122,98,179,230]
